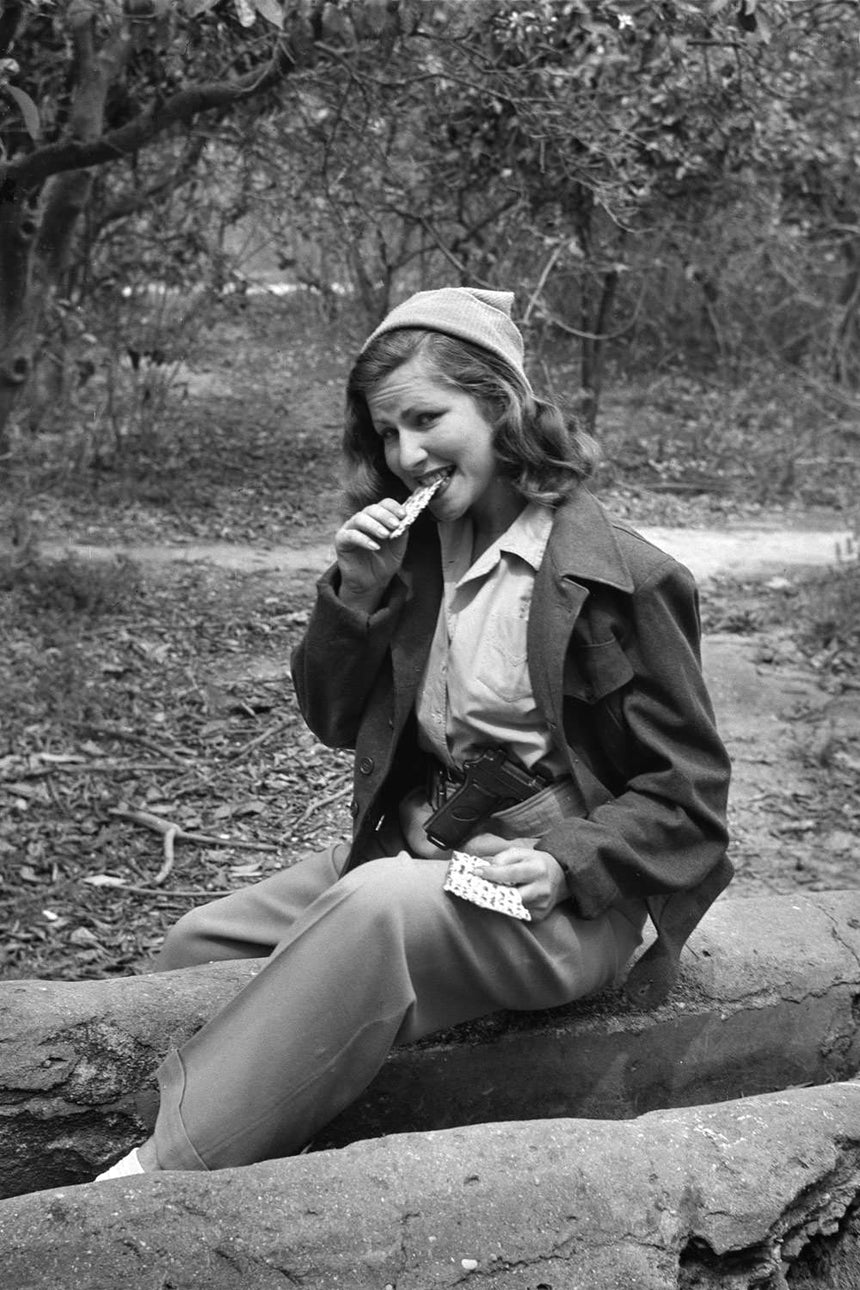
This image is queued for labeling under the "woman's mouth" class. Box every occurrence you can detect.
[417,466,454,494]
[389,468,455,537]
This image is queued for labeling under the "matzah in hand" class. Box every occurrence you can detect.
[444,851,531,921]
[389,473,447,538]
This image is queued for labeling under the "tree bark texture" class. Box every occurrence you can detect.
[0,8,131,443]
[0,196,37,453]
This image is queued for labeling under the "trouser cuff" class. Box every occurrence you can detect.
[153,1048,212,1171]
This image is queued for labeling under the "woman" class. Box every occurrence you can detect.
[99,286,731,1179]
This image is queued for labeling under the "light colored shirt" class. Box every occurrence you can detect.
[415,501,567,775]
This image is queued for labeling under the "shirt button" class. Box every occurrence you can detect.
[358,756,375,775]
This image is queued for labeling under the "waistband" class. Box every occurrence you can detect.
[425,749,555,811]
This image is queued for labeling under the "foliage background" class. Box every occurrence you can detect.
[2,0,859,471]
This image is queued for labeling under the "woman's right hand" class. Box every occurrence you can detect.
[335,499,409,608]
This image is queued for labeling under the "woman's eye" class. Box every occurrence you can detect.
[414,411,438,427]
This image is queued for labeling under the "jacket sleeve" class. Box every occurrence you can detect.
[540,558,731,918]
[290,564,408,750]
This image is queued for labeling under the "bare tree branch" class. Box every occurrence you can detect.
[92,133,209,233]
[2,42,302,191]
[0,0,25,60]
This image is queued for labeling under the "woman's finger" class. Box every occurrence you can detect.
[359,500,407,531]
[337,501,408,551]
[337,528,383,552]
[464,832,509,857]
[475,854,534,885]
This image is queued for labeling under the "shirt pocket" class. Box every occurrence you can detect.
[475,609,532,705]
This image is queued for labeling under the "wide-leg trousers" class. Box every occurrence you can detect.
[149,843,645,1170]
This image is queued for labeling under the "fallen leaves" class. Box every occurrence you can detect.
[1,558,352,980]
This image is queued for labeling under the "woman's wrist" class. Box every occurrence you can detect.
[337,581,385,615]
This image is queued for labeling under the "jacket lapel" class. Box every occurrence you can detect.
[529,491,634,800]
[391,522,443,730]
[529,560,588,727]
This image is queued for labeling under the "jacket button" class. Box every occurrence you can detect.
[358,756,375,775]
[350,798,359,817]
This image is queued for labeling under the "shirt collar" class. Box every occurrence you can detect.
[441,502,553,587]
[498,501,553,571]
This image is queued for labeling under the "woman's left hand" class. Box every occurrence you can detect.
[472,844,568,922]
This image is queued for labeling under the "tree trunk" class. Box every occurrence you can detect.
[585,261,621,428]
[0,9,130,446]
[832,234,860,385]
[0,194,38,459]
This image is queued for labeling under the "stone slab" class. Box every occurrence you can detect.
[2,891,860,1198]
[2,1080,860,1288]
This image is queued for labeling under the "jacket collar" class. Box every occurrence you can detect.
[545,489,635,593]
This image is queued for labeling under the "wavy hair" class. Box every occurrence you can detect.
[341,328,598,514]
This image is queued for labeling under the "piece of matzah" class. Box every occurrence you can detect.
[443,851,531,921]
[389,474,447,538]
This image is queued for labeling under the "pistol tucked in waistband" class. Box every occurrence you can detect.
[425,748,554,812]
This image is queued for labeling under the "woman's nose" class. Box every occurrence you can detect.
[396,429,427,472]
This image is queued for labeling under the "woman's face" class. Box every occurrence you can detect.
[366,355,513,527]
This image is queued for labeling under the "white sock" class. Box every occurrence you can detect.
[96,1148,145,1181]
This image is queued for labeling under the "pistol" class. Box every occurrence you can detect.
[423,747,548,849]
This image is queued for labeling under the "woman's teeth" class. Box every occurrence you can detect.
[423,467,453,492]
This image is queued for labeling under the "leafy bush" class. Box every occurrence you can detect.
[0,549,143,737]
[0,551,141,620]
[798,557,860,665]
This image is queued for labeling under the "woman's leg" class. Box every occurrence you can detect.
[156,844,350,969]
[149,854,643,1171]
[100,845,353,1180]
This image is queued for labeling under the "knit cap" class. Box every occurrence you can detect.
[361,287,532,390]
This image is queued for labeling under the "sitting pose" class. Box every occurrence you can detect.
[99,286,731,1179]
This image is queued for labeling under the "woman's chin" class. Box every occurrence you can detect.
[428,476,459,517]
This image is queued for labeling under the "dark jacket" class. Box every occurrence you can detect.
[291,489,732,1007]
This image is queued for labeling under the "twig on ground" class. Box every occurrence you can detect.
[294,782,352,825]
[154,824,180,885]
[79,725,196,765]
[43,773,71,817]
[110,886,238,898]
[110,807,279,853]
[226,717,294,764]
[22,762,194,777]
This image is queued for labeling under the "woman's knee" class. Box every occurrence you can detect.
[156,907,212,970]
[156,903,251,971]
[337,856,447,940]
[341,855,420,903]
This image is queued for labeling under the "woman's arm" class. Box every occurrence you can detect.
[540,558,731,917]
[291,498,413,748]
[290,565,408,749]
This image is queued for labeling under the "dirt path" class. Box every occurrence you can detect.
[40,519,855,584]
